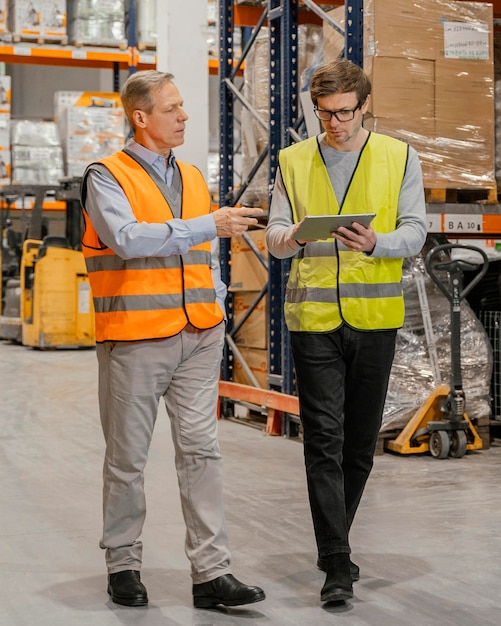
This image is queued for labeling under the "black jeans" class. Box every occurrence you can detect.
[290,325,397,558]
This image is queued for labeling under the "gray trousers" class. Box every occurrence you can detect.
[96,323,231,584]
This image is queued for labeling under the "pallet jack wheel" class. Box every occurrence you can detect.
[429,430,450,459]
[449,430,467,459]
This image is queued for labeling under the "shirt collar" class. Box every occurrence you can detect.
[126,139,177,168]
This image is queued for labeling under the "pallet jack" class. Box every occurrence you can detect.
[386,243,489,459]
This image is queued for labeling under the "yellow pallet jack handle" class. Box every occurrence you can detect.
[387,242,488,459]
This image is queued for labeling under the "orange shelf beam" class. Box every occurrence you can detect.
[218,380,300,436]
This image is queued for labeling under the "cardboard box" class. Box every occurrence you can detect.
[229,228,268,292]
[8,0,42,38]
[233,347,268,389]
[361,0,495,190]
[364,0,438,60]
[436,0,493,60]
[364,0,493,61]
[366,56,435,139]
[233,292,267,349]
[435,54,494,186]
[41,0,66,39]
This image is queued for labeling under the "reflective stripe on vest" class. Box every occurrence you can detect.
[279,133,408,332]
[81,152,223,342]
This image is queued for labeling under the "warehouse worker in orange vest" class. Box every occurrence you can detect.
[266,59,427,604]
[81,70,265,609]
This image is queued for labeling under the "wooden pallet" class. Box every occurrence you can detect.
[70,39,128,50]
[425,186,498,205]
[9,33,68,46]
[137,41,157,51]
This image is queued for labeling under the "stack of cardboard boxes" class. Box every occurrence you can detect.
[324,0,495,192]
[6,0,67,44]
[229,228,269,388]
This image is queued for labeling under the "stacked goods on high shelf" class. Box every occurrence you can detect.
[324,0,496,197]
[54,90,125,178]
[67,0,127,48]
[10,119,64,184]
[6,0,67,44]
[135,0,155,50]
[126,0,218,55]
[0,75,11,185]
[229,227,269,388]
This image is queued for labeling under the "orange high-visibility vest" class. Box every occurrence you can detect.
[81,151,223,342]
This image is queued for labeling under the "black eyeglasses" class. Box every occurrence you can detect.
[313,103,362,122]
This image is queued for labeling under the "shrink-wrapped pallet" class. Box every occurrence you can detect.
[11,120,64,185]
[323,1,496,195]
[68,0,127,48]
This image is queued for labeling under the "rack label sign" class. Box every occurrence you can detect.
[427,214,441,233]
[443,214,483,233]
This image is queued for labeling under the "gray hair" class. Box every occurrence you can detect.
[120,70,175,130]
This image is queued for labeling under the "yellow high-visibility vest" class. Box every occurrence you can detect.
[279,133,408,332]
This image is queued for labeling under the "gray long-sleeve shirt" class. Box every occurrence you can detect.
[266,133,427,260]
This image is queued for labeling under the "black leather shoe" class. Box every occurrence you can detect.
[107,570,148,607]
[193,573,265,608]
[320,553,354,603]
[317,556,360,581]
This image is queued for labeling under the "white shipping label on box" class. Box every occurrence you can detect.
[444,22,489,60]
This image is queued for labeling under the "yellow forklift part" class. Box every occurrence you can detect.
[385,384,483,455]
[20,238,95,349]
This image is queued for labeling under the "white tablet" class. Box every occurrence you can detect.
[294,213,376,241]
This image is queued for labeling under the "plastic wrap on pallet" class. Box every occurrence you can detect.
[11,119,64,185]
[68,0,126,48]
[381,250,493,433]
[125,0,156,50]
[63,106,125,177]
[323,1,495,192]
[53,90,125,178]
[240,25,323,207]
[494,34,501,188]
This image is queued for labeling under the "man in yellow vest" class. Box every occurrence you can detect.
[266,59,427,603]
[81,70,265,609]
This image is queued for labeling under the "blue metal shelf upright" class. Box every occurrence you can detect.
[218,1,363,432]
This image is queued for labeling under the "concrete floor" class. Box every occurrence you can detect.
[1,341,501,626]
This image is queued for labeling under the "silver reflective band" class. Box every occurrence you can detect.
[94,293,183,313]
[85,249,211,273]
[286,282,402,304]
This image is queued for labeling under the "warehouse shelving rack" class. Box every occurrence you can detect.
[218,0,501,436]
[218,1,360,434]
